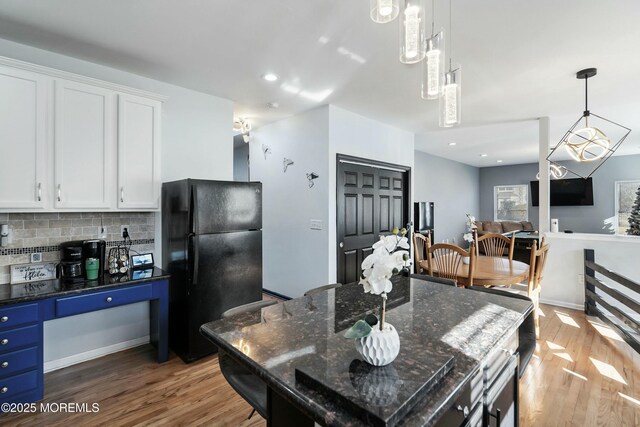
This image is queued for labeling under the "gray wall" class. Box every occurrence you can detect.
[479,154,640,234]
[233,134,249,181]
[414,151,480,244]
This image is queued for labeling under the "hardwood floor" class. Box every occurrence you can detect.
[1,304,638,426]
[519,304,639,426]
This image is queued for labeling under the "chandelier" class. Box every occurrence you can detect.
[547,68,631,179]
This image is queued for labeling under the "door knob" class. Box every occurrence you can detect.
[339,242,344,248]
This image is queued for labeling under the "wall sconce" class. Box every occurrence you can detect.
[306,172,319,188]
[283,158,294,173]
[262,144,272,160]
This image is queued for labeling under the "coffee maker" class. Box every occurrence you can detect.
[59,239,106,282]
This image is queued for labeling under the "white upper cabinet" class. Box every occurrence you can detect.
[54,79,115,209]
[117,94,161,209]
[0,57,165,212]
[0,66,49,209]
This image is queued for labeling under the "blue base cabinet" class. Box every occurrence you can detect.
[0,278,169,405]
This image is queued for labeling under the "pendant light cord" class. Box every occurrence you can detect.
[431,0,435,36]
[449,0,453,71]
[584,76,589,113]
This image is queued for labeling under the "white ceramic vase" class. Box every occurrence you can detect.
[355,322,400,366]
[463,256,470,265]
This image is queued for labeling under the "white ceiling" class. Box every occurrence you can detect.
[0,0,639,166]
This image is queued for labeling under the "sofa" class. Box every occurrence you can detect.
[474,220,534,236]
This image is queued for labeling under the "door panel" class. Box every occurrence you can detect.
[54,79,114,209]
[337,160,409,285]
[191,180,262,234]
[118,94,161,209]
[188,230,262,358]
[0,67,48,209]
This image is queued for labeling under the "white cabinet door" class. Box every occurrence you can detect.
[54,80,115,209]
[0,66,49,209]
[117,94,161,210]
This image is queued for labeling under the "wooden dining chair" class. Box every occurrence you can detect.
[497,240,550,338]
[412,231,429,274]
[474,231,515,261]
[426,242,475,287]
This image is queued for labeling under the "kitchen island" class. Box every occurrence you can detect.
[201,276,533,426]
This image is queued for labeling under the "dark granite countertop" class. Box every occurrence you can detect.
[0,267,170,306]
[201,277,533,427]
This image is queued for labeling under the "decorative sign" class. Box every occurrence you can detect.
[10,262,57,284]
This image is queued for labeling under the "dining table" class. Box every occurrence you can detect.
[419,255,530,287]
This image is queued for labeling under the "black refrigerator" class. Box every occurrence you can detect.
[414,201,435,242]
[162,179,263,362]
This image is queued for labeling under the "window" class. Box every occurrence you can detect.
[615,181,640,235]
[494,185,528,221]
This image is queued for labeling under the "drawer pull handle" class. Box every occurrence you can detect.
[106,297,113,302]
[457,404,469,418]
[0,339,7,345]
[1,362,7,368]
[0,387,7,394]
[57,184,61,202]
[0,316,7,322]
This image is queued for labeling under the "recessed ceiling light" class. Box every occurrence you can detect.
[497,160,503,163]
[267,102,279,109]
[480,154,488,157]
[262,73,279,82]
[448,142,457,146]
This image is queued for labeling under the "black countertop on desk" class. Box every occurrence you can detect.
[201,277,533,427]
[0,267,170,306]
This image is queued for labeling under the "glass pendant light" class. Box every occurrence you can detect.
[370,0,399,23]
[439,0,461,127]
[399,0,426,64]
[439,66,461,127]
[422,0,444,99]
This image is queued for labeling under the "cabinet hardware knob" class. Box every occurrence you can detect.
[0,339,7,345]
[37,182,42,202]
[121,187,124,203]
[106,297,113,302]
[0,316,7,322]
[57,184,61,202]
[339,242,344,248]
[1,362,7,368]
[0,387,7,393]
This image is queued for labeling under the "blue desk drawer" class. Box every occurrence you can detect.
[56,284,152,317]
[0,325,38,354]
[0,347,38,378]
[0,370,38,402]
[0,304,38,331]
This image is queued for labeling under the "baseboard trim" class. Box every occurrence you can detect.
[540,298,583,311]
[44,336,150,373]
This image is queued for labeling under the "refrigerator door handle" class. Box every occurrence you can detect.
[190,184,199,235]
[190,236,200,286]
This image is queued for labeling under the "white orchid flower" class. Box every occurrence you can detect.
[463,232,474,242]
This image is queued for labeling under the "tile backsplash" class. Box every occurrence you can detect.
[0,212,156,284]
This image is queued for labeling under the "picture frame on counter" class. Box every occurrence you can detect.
[10,262,57,284]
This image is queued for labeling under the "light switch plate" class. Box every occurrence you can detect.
[310,220,323,230]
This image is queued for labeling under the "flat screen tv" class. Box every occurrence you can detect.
[530,178,594,206]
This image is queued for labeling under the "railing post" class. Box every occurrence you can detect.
[584,249,596,315]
